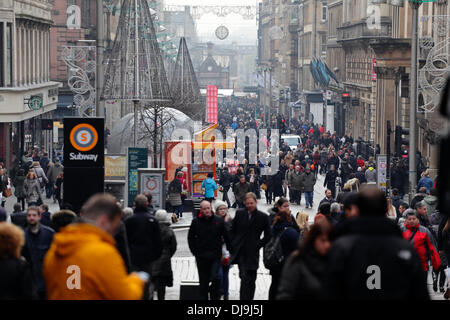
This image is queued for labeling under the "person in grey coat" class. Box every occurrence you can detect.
[151,209,177,300]
[365,165,377,183]
[288,166,303,205]
[301,166,316,209]
[46,159,63,201]
[31,162,48,192]
[23,171,42,206]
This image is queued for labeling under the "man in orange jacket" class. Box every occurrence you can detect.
[43,194,147,300]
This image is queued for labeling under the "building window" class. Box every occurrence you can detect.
[6,23,12,86]
[322,3,327,22]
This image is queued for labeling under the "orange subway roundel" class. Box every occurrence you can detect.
[69,123,99,152]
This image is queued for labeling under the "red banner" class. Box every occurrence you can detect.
[372,58,377,82]
[206,85,218,124]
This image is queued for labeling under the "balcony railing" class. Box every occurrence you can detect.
[337,18,392,42]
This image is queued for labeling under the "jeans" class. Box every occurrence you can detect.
[218,264,230,298]
[196,257,222,300]
[305,191,314,207]
[173,205,182,218]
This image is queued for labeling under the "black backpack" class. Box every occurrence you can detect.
[263,227,289,270]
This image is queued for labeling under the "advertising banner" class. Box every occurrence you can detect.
[128,148,148,206]
[138,169,166,210]
[377,155,388,192]
[165,141,192,193]
[206,85,218,124]
[105,154,127,180]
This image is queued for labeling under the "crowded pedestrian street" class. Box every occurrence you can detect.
[1,0,450,307]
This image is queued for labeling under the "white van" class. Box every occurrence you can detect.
[281,135,302,151]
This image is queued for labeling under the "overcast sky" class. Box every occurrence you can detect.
[163,0,258,45]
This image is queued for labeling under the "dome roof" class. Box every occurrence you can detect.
[108,107,195,154]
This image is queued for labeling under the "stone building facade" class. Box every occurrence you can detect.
[0,0,60,168]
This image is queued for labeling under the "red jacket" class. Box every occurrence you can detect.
[402,224,441,271]
[356,159,365,168]
[176,176,188,191]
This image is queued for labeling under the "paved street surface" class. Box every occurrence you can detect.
[2,174,444,300]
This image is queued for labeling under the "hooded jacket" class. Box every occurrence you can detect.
[201,177,218,198]
[401,223,441,272]
[24,178,41,203]
[365,167,377,183]
[43,223,144,300]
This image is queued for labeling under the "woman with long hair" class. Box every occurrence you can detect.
[296,211,310,238]
[214,200,232,300]
[267,197,300,300]
[277,221,333,300]
[23,171,42,207]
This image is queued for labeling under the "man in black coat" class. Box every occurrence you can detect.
[219,168,232,208]
[22,206,55,300]
[322,187,429,300]
[324,165,338,199]
[230,192,271,300]
[188,200,231,300]
[10,203,27,229]
[125,194,162,278]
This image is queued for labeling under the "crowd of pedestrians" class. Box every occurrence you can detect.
[0,147,64,211]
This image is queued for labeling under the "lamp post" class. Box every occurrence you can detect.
[408,0,423,198]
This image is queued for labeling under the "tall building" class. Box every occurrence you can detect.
[297,0,329,122]
[258,0,300,118]
[325,0,450,178]
[0,0,60,169]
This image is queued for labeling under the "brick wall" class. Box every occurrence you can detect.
[49,0,90,84]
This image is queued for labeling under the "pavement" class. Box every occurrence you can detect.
[2,175,446,300]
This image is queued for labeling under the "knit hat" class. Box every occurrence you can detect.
[214,200,227,212]
[155,209,172,225]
